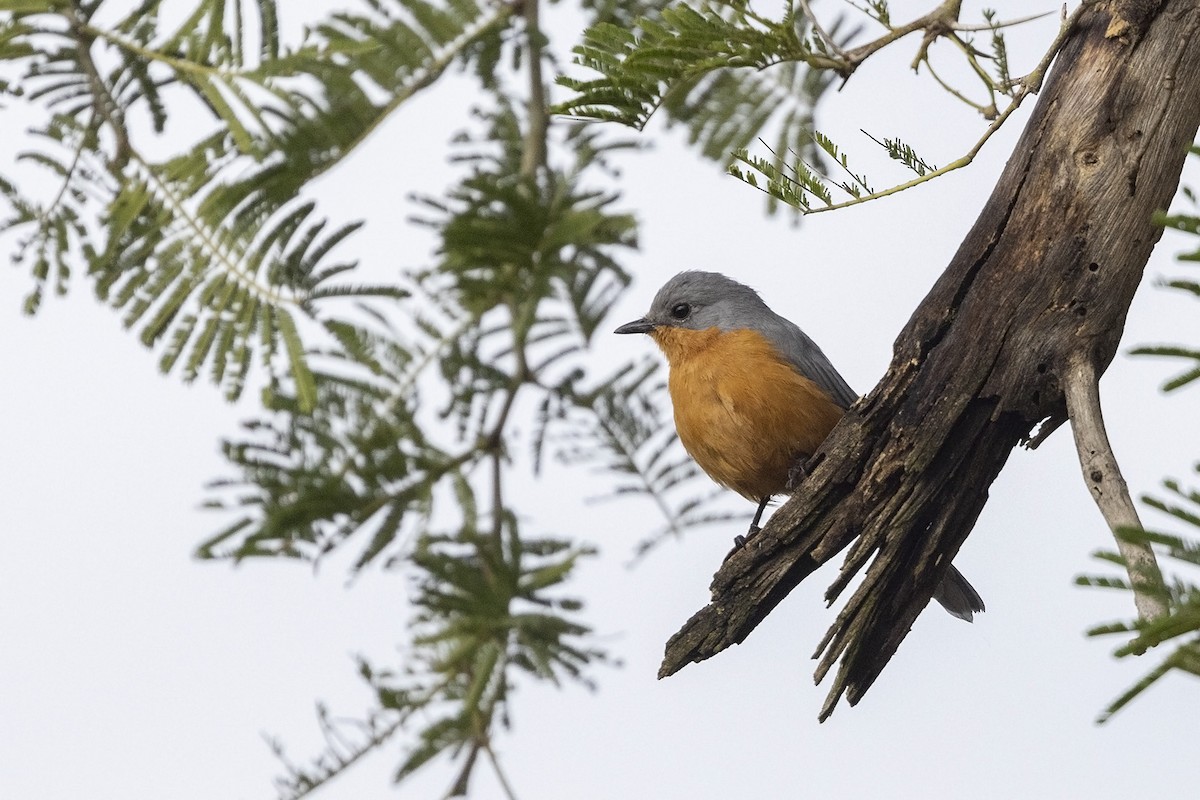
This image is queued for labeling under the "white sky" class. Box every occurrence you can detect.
[3,2,1199,799]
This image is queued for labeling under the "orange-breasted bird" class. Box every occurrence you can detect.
[615,270,984,621]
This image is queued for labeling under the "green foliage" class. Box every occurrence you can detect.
[5,0,712,795]
[558,0,1074,213]
[6,0,1125,795]
[271,528,605,799]
[557,0,842,210]
[727,129,941,211]
[981,9,1013,93]
[0,0,509,406]
[576,0,674,31]
[198,96,727,792]
[1139,166,1200,391]
[202,103,724,569]
[1078,473,1200,723]
[861,130,937,177]
[199,336,453,567]
[560,3,809,128]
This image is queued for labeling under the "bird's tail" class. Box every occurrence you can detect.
[933,565,985,622]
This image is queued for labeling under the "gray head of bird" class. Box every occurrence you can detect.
[613,271,768,335]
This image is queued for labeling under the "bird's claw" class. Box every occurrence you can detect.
[723,526,760,563]
[785,456,811,492]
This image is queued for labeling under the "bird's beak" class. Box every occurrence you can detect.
[614,318,656,335]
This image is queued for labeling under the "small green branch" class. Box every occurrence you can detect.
[447,741,482,798]
[305,3,518,185]
[586,396,691,548]
[83,23,234,80]
[36,113,92,225]
[70,7,132,168]
[920,58,995,117]
[86,4,518,185]
[800,2,1082,214]
[937,31,1004,96]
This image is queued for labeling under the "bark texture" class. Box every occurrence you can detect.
[659,0,1200,719]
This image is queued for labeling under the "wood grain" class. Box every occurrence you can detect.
[658,0,1200,720]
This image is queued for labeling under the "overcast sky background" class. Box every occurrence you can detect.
[3,2,1199,799]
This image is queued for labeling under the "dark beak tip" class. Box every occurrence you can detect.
[614,319,654,335]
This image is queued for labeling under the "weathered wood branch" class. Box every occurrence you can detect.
[1064,351,1168,620]
[659,0,1200,719]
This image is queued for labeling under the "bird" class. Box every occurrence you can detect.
[614,270,984,622]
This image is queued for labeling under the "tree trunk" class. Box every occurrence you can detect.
[658,0,1200,720]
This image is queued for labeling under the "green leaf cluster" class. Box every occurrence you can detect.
[272,528,604,799]
[0,0,505,406]
[194,93,726,791]
[3,0,724,795]
[558,1,1073,213]
[557,0,842,211]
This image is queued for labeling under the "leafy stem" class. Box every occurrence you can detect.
[70,5,131,168]
[793,2,1084,214]
[131,151,294,304]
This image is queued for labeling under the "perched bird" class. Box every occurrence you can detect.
[615,270,984,621]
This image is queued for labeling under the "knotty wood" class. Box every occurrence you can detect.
[659,1,1200,720]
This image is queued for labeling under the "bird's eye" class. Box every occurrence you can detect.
[670,302,691,320]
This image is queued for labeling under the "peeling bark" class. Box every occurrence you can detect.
[659,1,1200,720]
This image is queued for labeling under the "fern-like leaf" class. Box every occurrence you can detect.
[557,1,845,206]
[0,0,512,405]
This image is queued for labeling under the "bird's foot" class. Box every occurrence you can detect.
[785,456,812,492]
[724,525,760,563]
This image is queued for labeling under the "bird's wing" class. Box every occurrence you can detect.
[754,314,859,409]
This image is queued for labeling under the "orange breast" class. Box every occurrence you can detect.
[652,326,846,501]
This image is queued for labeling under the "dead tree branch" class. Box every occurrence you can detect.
[1064,351,1168,620]
[659,0,1200,720]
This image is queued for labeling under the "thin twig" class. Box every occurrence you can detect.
[447,741,481,798]
[484,741,521,800]
[921,58,995,115]
[840,0,963,73]
[797,0,848,59]
[804,1,1082,213]
[951,10,1056,32]
[940,30,1006,97]
[70,5,132,169]
[1064,351,1168,621]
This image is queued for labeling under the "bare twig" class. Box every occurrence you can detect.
[839,0,963,73]
[1064,351,1168,621]
[484,741,521,800]
[951,10,1056,32]
[804,2,1083,214]
[797,0,848,59]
